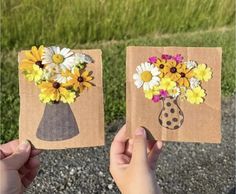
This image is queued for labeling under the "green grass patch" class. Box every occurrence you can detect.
[0,27,235,143]
[1,0,235,49]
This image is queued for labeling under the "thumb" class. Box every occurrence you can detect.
[131,128,148,165]
[2,140,31,170]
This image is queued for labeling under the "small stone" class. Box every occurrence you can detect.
[108,184,113,190]
[69,168,76,175]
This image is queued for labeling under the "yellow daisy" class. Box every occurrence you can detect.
[163,60,182,81]
[158,77,176,91]
[65,67,93,93]
[194,64,212,82]
[144,85,160,100]
[186,86,206,104]
[177,64,194,88]
[24,65,43,82]
[39,81,76,104]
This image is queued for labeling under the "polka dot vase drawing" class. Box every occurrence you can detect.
[133,53,213,130]
[158,97,184,130]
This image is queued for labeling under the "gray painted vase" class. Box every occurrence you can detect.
[36,102,79,141]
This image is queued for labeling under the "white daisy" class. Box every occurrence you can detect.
[169,86,180,98]
[190,77,200,89]
[42,46,75,71]
[74,53,93,64]
[185,60,197,69]
[133,62,160,90]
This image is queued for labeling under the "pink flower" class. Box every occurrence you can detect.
[172,54,183,63]
[159,89,168,99]
[161,54,172,60]
[152,95,161,103]
[148,56,157,64]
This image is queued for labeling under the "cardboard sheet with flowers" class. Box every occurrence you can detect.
[126,46,221,143]
[18,46,104,149]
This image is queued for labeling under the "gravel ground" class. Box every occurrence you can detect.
[26,96,235,194]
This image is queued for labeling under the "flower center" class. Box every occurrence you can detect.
[180,72,186,77]
[159,64,164,69]
[193,92,200,98]
[35,60,44,68]
[170,67,177,73]
[52,54,64,64]
[52,82,61,89]
[77,76,84,82]
[199,70,206,77]
[141,71,152,82]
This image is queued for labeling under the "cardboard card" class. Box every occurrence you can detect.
[18,47,104,149]
[126,46,222,143]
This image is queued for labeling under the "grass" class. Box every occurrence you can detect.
[0,26,235,143]
[1,0,235,50]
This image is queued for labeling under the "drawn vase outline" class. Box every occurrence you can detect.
[158,97,184,130]
[36,102,79,141]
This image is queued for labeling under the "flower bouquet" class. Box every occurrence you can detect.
[133,53,213,130]
[20,45,94,141]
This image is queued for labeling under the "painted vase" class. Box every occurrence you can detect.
[36,102,79,141]
[158,97,184,130]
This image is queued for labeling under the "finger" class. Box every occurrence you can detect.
[25,156,40,169]
[148,141,163,169]
[131,128,148,165]
[110,125,128,157]
[30,149,42,158]
[19,156,40,175]
[21,167,39,188]
[0,150,6,159]
[124,139,133,157]
[2,140,31,170]
[0,140,19,157]
[147,140,157,153]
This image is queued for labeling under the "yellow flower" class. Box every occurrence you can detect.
[194,64,212,82]
[159,77,176,91]
[154,58,167,77]
[65,67,93,93]
[20,45,45,72]
[24,64,43,82]
[163,60,182,81]
[176,64,194,88]
[186,86,206,104]
[39,81,76,103]
[144,85,160,99]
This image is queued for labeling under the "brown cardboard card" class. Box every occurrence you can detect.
[126,46,221,143]
[18,48,104,149]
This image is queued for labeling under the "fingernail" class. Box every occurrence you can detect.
[18,140,30,151]
[157,141,163,149]
[135,128,146,137]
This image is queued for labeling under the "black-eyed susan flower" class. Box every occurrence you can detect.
[154,58,168,77]
[176,64,194,88]
[39,81,76,104]
[163,60,182,81]
[65,67,93,93]
[20,45,45,82]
